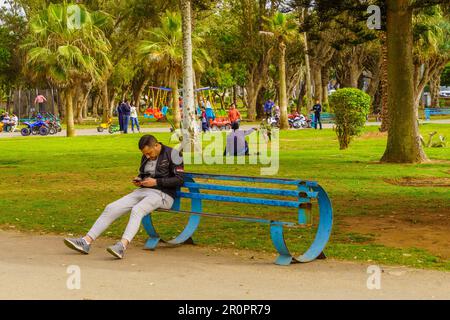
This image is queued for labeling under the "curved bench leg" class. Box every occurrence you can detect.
[142,214,161,250]
[297,185,333,263]
[167,185,202,245]
[270,222,296,266]
[167,215,201,245]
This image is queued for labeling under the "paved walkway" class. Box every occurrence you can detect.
[1,231,449,300]
[1,120,449,139]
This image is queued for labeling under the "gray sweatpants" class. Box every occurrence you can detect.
[87,188,174,242]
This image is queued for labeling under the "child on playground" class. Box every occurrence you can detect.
[200,106,209,132]
[63,135,184,259]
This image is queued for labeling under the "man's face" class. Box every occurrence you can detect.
[141,144,160,160]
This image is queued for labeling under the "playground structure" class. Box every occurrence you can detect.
[142,86,226,123]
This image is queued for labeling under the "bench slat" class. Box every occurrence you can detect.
[183,182,318,198]
[185,172,318,187]
[177,191,306,208]
[157,208,297,227]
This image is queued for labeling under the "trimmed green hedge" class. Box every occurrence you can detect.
[329,88,371,149]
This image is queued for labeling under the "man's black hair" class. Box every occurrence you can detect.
[139,135,158,149]
[231,121,239,130]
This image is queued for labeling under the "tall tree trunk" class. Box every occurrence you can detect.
[64,88,76,137]
[256,87,266,119]
[181,0,198,144]
[101,83,109,123]
[381,0,427,163]
[246,81,258,121]
[311,63,322,102]
[279,41,289,129]
[172,75,181,129]
[92,93,100,118]
[430,72,441,107]
[18,87,22,119]
[134,78,149,114]
[303,34,312,110]
[321,66,330,105]
[109,90,117,119]
[380,31,389,132]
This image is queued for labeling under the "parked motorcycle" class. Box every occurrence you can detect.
[288,113,312,129]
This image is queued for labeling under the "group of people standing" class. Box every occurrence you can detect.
[116,99,140,134]
[199,100,241,133]
[0,112,18,132]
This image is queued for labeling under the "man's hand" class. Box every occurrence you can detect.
[140,178,157,187]
[132,177,142,186]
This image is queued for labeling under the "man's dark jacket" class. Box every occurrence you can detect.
[118,102,131,116]
[138,144,184,199]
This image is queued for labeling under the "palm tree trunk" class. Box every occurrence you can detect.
[381,0,427,163]
[279,41,289,130]
[64,88,76,137]
[101,83,109,123]
[181,0,198,147]
[172,75,181,129]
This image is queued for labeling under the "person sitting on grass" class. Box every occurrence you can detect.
[63,135,184,259]
[224,121,257,156]
[2,112,10,132]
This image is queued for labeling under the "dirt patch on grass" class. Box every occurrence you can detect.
[360,131,388,139]
[339,209,450,259]
[384,177,450,187]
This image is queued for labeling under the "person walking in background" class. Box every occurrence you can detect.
[118,99,131,133]
[200,106,209,132]
[311,99,323,130]
[34,94,47,113]
[205,99,215,125]
[228,103,241,126]
[264,99,274,118]
[117,101,124,132]
[130,102,140,133]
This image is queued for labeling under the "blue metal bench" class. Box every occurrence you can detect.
[141,172,333,266]
[424,108,450,121]
[310,112,335,125]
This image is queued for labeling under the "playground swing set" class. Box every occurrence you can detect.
[143,86,171,121]
[142,86,231,130]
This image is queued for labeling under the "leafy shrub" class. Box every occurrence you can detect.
[329,88,371,149]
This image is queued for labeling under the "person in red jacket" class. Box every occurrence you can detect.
[228,103,241,126]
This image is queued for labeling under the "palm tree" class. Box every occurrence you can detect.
[22,3,111,137]
[138,11,210,129]
[180,0,199,149]
[261,12,298,129]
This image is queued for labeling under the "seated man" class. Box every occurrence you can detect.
[224,122,257,156]
[9,114,18,132]
[2,113,10,132]
[64,135,184,259]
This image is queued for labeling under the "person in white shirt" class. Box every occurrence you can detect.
[130,103,140,133]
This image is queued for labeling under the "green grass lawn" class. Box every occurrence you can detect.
[1,124,449,270]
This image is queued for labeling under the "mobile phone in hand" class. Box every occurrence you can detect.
[132,177,142,183]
